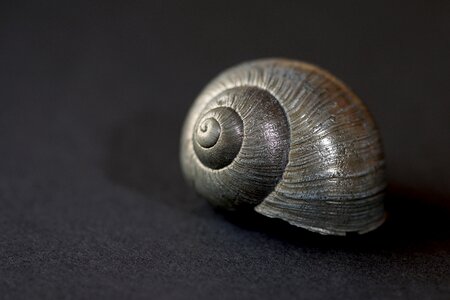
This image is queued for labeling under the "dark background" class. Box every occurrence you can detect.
[1,1,449,299]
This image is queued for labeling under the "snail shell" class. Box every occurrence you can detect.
[180,58,386,235]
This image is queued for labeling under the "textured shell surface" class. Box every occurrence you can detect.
[180,58,386,235]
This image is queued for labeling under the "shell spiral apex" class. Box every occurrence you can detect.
[180,58,386,235]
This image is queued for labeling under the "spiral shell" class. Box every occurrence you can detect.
[180,58,386,235]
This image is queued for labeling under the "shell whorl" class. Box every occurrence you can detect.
[183,86,290,210]
[193,107,243,169]
[180,58,386,235]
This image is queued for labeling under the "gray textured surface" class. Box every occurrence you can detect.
[181,59,385,235]
[1,0,449,299]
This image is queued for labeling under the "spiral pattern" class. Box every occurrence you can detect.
[196,117,221,148]
[193,107,243,170]
[182,86,290,210]
[180,59,386,235]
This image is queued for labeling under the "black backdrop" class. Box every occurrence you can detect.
[1,1,449,299]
